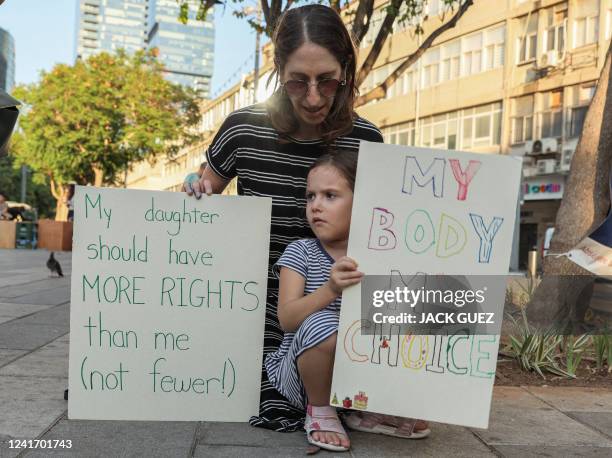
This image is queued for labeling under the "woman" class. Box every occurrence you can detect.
[185,5,427,439]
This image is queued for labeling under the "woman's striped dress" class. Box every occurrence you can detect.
[265,239,341,410]
[205,103,383,431]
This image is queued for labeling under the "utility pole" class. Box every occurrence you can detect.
[253,6,262,103]
[20,165,27,203]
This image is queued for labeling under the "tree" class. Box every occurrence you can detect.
[179,1,473,106]
[527,40,612,326]
[11,50,200,221]
[0,154,55,218]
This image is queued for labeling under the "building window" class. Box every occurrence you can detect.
[440,41,461,81]
[462,104,502,147]
[403,70,415,94]
[545,10,566,55]
[573,15,598,48]
[422,48,440,88]
[512,116,533,143]
[516,14,538,64]
[566,82,594,138]
[383,122,415,146]
[462,32,483,75]
[416,103,500,150]
[483,25,505,70]
[539,90,563,138]
[569,106,588,137]
[540,111,563,138]
[517,32,537,63]
[511,95,534,144]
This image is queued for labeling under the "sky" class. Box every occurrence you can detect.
[0,0,257,96]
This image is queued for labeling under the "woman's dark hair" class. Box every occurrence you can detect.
[308,149,358,192]
[267,5,357,144]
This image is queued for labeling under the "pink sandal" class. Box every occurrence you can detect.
[305,404,350,452]
[344,411,431,439]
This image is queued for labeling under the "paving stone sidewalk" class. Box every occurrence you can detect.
[0,249,610,457]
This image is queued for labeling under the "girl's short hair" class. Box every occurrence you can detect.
[267,5,357,144]
[309,149,358,192]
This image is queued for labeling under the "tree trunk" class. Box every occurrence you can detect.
[351,0,374,46]
[93,165,104,187]
[355,0,473,107]
[527,40,612,325]
[49,177,70,222]
[356,0,403,87]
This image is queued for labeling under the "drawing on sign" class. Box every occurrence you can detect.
[331,142,521,429]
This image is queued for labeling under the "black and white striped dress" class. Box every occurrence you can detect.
[265,239,341,411]
[205,103,383,431]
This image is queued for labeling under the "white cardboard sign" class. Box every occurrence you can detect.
[331,142,522,428]
[68,186,271,421]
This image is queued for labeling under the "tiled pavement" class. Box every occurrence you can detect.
[0,249,610,457]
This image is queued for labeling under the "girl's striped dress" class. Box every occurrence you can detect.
[264,238,341,410]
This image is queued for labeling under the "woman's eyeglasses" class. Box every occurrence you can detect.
[281,78,346,98]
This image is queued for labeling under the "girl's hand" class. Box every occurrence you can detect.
[326,256,364,295]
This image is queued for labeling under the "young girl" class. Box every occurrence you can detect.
[265,150,430,452]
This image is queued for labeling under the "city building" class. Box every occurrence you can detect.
[126,0,612,270]
[0,27,15,92]
[147,0,215,97]
[358,0,610,269]
[75,0,148,61]
[75,0,214,96]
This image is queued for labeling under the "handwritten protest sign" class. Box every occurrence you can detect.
[330,142,522,428]
[68,187,271,421]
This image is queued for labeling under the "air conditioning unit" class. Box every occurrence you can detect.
[539,50,559,68]
[537,159,557,174]
[540,137,559,153]
[524,140,539,155]
[560,148,574,172]
[525,138,558,155]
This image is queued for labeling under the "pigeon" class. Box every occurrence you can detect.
[46,252,63,277]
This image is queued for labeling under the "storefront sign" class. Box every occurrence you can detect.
[522,176,565,200]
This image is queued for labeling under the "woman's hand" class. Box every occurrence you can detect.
[182,166,230,198]
[326,256,364,295]
[183,173,213,198]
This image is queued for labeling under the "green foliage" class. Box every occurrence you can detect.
[592,334,612,370]
[504,306,612,378]
[178,0,224,27]
[0,154,55,218]
[11,49,200,189]
[561,334,590,377]
[180,1,462,37]
[504,309,569,378]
